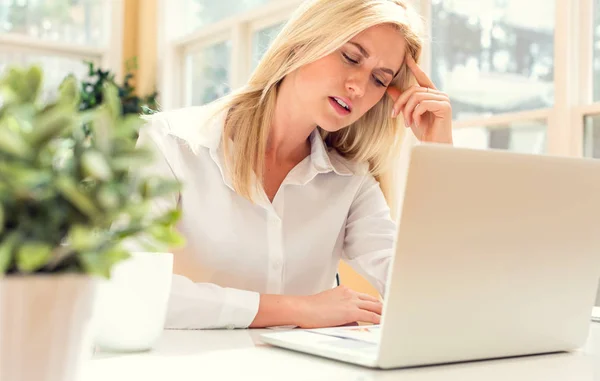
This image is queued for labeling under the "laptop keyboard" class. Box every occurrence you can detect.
[306,325,382,344]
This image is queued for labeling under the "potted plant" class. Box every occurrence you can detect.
[0,65,182,381]
[80,60,159,116]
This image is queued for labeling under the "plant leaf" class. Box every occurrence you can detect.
[156,209,182,226]
[25,66,43,103]
[97,185,120,210]
[0,232,19,274]
[103,82,121,119]
[2,67,27,102]
[110,149,153,171]
[16,242,52,273]
[58,75,80,107]
[80,248,130,279]
[29,105,74,147]
[81,150,113,181]
[68,225,102,252]
[140,177,181,198]
[0,119,32,158]
[148,224,185,247]
[54,176,100,218]
[0,161,53,195]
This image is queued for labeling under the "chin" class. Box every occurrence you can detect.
[315,115,350,133]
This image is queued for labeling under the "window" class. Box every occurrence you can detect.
[185,40,232,106]
[159,0,301,108]
[252,22,285,69]
[431,0,554,121]
[584,115,600,158]
[0,52,90,96]
[594,0,600,102]
[183,0,277,35]
[160,0,596,160]
[453,121,547,154]
[0,0,108,45]
[582,0,600,158]
[0,0,122,95]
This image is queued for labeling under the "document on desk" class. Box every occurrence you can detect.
[304,325,381,344]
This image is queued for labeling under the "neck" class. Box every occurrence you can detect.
[267,77,315,163]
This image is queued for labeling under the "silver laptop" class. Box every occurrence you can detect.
[260,143,600,369]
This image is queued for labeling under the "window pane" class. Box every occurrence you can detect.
[0,0,110,46]
[431,0,554,120]
[594,0,600,101]
[186,41,231,106]
[185,0,276,34]
[251,22,285,70]
[453,121,547,154]
[583,115,600,158]
[0,51,90,100]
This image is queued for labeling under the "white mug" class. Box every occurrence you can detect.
[93,252,173,352]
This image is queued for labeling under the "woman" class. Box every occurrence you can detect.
[138,0,453,330]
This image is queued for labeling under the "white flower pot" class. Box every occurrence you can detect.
[93,252,173,352]
[0,274,98,381]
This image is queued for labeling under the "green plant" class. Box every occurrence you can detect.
[0,65,183,277]
[80,60,159,117]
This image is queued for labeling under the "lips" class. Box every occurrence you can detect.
[329,97,352,116]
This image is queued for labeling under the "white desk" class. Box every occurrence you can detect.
[87,322,600,381]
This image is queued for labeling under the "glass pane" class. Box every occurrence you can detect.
[431,0,555,120]
[583,114,600,158]
[251,22,285,70]
[594,0,600,101]
[0,0,109,46]
[185,0,276,34]
[453,121,547,154]
[186,41,231,106]
[0,51,90,100]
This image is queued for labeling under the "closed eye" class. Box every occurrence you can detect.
[343,52,388,88]
[373,77,386,87]
[342,52,359,64]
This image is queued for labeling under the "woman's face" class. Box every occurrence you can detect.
[288,24,407,132]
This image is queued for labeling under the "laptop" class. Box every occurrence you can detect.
[260,143,600,369]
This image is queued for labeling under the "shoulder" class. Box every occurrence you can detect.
[327,149,371,177]
[141,103,226,154]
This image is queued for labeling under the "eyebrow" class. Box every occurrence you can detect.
[348,41,397,77]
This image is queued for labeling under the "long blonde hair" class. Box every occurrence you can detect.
[213,0,424,208]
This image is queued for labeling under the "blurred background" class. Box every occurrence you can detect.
[0,0,598,300]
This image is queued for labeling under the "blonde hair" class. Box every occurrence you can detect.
[213,0,424,209]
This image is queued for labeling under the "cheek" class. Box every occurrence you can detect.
[298,56,342,88]
[294,66,329,101]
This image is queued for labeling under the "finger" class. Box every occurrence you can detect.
[355,310,381,325]
[357,300,383,315]
[404,92,449,127]
[406,54,436,90]
[390,85,424,117]
[338,321,359,327]
[386,86,402,102]
[412,100,452,140]
[390,86,447,118]
[356,293,381,303]
[388,84,446,103]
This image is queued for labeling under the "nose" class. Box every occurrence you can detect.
[345,73,368,98]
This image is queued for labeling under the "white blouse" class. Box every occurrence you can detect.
[136,104,398,329]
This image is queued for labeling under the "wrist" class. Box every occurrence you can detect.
[289,295,309,327]
[251,294,308,328]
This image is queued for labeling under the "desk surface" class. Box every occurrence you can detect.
[87,322,600,381]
